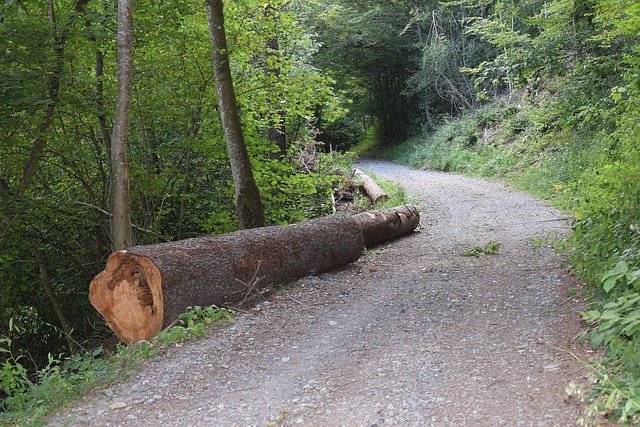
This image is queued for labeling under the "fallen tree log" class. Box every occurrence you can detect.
[90,216,363,342]
[354,168,389,204]
[90,205,419,342]
[352,204,420,247]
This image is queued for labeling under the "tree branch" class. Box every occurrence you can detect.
[75,201,169,240]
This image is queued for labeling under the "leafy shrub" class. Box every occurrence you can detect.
[571,162,640,280]
[577,263,640,424]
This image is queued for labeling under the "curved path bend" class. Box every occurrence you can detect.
[49,160,588,426]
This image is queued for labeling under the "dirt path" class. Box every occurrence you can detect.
[49,160,589,426]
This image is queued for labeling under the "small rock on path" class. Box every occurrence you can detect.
[48,160,589,426]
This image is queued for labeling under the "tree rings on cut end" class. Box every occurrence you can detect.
[89,251,164,343]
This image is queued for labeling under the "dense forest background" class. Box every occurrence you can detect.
[1,0,639,422]
[1,0,346,361]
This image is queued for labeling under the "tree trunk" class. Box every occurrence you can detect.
[89,205,420,342]
[90,215,365,342]
[206,0,265,229]
[110,0,134,250]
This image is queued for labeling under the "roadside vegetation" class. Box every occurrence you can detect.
[0,305,235,426]
[378,1,640,421]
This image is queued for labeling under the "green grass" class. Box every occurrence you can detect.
[461,241,501,257]
[0,306,235,426]
[348,127,380,157]
[370,173,411,209]
[528,232,567,253]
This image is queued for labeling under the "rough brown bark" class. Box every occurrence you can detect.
[90,215,365,342]
[206,0,265,229]
[354,168,389,204]
[110,0,134,250]
[352,205,420,247]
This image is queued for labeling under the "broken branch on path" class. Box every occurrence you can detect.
[89,205,420,342]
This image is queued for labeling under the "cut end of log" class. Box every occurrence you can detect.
[89,251,164,343]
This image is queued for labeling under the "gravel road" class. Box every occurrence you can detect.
[49,160,589,426]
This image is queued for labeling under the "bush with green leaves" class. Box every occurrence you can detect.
[569,118,640,283]
[576,262,640,424]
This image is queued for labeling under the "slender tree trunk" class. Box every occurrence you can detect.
[33,250,75,353]
[0,0,89,244]
[264,4,287,156]
[110,0,134,250]
[206,0,265,229]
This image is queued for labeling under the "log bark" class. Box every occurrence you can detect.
[352,205,420,248]
[353,169,389,204]
[89,205,420,343]
[90,216,364,342]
